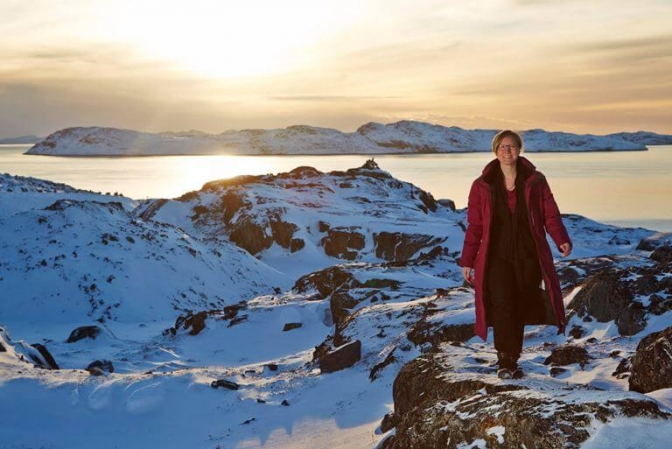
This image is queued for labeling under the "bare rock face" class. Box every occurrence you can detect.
[320,228,365,260]
[31,344,59,370]
[228,218,273,255]
[616,301,648,336]
[318,340,362,373]
[167,302,248,336]
[383,351,670,449]
[374,232,444,262]
[293,266,357,298]
[407,301,474,347]
[567,271,629,322]
[66,325,101,343]
[630,326,672,393]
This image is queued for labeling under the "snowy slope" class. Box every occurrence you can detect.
[25,121,651,156]
[0,165,669,449]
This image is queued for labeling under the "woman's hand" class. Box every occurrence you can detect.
[462,266,474,284]
[559,242,572,257]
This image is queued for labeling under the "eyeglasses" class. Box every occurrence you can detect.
[497,144,519,153]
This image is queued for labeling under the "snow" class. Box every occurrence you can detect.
[25,121,648,156]
[0,165,669,449]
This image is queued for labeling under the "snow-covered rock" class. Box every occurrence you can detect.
[25,121,654,156]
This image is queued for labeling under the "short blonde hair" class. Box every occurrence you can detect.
[492,130,523,154]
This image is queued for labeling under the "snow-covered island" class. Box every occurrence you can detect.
[2,161,672,449]
[25,120,672,156]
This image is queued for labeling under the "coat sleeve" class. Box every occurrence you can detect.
[460,180,483,268]
[540,177,571,250]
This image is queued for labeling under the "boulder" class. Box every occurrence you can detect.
[651,244,672,264]
[567,271,630,322]
[66,325,101,343]
[544,345,590,367]
[86,359,114,375]
[229,218,273,255]
[630,326,672,393]
[282,322,302,332]
[616,302,648,336]
[318,340,362,373]
[211,379,240,390]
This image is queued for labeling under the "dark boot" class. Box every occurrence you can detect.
[497,352,523,379]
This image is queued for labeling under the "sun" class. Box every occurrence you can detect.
[101,0,334,79]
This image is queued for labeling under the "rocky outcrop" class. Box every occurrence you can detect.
[66,325,101,343]
[383,351,670,449]
[86,359,114,376]
[167,302,248,336]
[293,266,358,298]
[567,263,670,336]
[629,326,672,393]
[544,345,589,368]
[31,344,59,370]
[320,228,365,260]
[318,340,362,373]
[568,271,630,322]
[373,232,444,261]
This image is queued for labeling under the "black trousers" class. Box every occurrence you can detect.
[486,256,541,357]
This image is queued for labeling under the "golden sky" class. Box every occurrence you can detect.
[1,0,671,137]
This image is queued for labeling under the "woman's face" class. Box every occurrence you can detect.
[496,136,521,167]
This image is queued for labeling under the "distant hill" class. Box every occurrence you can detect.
[0,134,42,144]
[25,121,665,156]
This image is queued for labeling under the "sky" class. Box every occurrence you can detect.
[1,0,671,138]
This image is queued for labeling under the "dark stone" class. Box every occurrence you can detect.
[437,199,456,211]
[180,311,208,335]
[211,379,239,390]
[293,266,356,297]
[567,271,630,322]
[649,294,672,315]
[544,345,589,367]
[381,412,399,433]
[612,357,631,378]
[330,290,359,327]
[290,238,305,253]
[282,322,302,332]
[374,231,443,262]
[86,359,114,375]
[630,326,672,393]
[318,221,330,233]
[66,325,101,343]
[265,363,278,372]
[651,244,672,264]
[550,367,568,377]
[229,218,273,255]
[568,325,586,339]
[319,340,362,373]
[370,351,396,381]
[281,399,290,406]
[31,343,59,369]
[616,302,648,336]
[269,219,298,249]
[320,228,365,260]
[0,342,5,352]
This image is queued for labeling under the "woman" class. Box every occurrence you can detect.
[460,130,572,379]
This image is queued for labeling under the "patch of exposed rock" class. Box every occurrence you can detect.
[374,232,445,261]
[382,351,670,449]
[567,263,672,335]
[166,302,248,336]
[629,326,672,393]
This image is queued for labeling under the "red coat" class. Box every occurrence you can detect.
[460,157,571,340]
